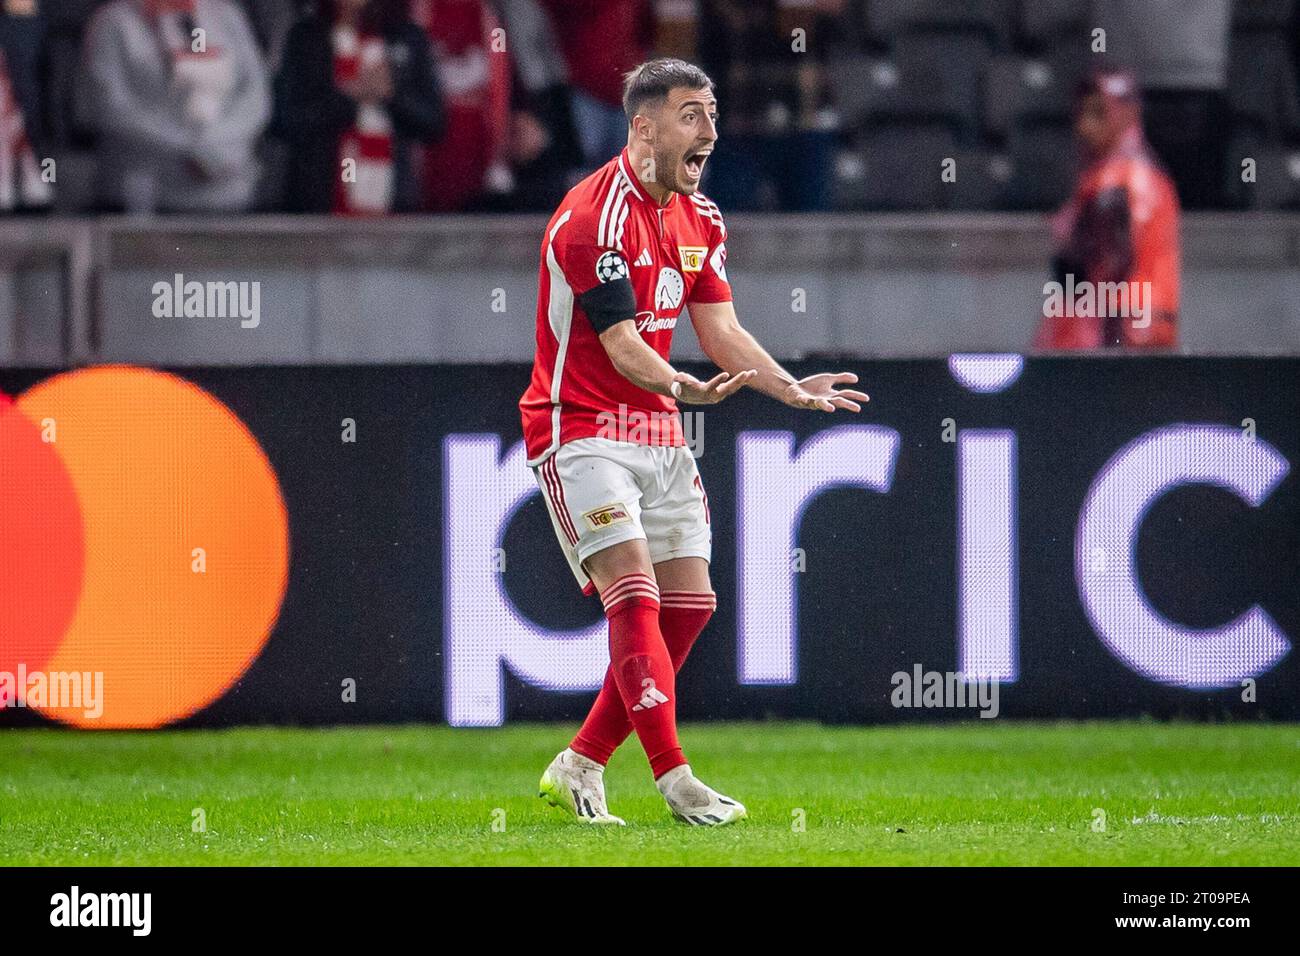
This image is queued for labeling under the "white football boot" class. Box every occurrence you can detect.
[538,748,626,825]
[656,764,748,826]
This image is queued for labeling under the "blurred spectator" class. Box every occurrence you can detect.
[1093,0,1231,209]
[696,0,840,211]
[486,0,581,211]
[80,0,270,213]
[0,0,52,210]
[411,0,509,212]
[1,0,46,151]
[654,0,699,61]
[1035,70,1180,351]
[33,1,99,148]
[539,0,652,170]
[274,0,444,214]
[239,0,299,71]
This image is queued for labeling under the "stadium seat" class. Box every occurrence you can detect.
[830,148,871,210]
[827,54,878,129]
[1250,150,1300,209]
[851,120,960,211]
[1005,118,1076,210]
[1039,32,1093,90]
[1016,0,1089,53]
[984,56,1073,142]
[893,32,993,146]
[1227,30,1300,142]
[1222,126,1264,208]
[944,150,1014,210]
[1232,0,1296,30]
[831,56,966,133]
[1224,128,1300,209]
[866,0,1014,51]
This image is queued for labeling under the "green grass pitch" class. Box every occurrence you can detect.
[1,721,1297,866]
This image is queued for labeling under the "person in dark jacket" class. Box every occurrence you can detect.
[273,0,444,214]
[0,2,52,211]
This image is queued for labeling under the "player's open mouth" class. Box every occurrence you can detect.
[683,149,711,181]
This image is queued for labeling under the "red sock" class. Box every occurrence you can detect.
[569,572,684,778]
[572,590,715,770]
[658,591,718,672]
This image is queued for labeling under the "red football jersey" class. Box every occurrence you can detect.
[519,147,732,465]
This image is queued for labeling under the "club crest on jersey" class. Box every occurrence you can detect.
[635,310,677,333]
[595,250,628,283]
[655,267,685,310]
[678,246,707,272]
[583,502,632,531]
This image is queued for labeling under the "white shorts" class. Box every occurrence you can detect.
[533,437,712,595]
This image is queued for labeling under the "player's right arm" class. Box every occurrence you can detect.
[597,321,754,403]
[556,221,753,403]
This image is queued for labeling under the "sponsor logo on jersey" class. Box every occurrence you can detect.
[655,267,685,310]
[595,250,629,283]
[678,246,707,272]
[583,502,632,531]
[633,248,653,267]
[635,310,678,333]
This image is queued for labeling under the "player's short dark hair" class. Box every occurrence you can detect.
[621,58,715,124]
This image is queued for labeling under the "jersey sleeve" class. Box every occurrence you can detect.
[687,209,732,305]
[554,211,637,333]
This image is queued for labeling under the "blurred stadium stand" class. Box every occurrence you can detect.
[0,0,1297,214]
[2,2,1300,362]
[3,213,1300,365]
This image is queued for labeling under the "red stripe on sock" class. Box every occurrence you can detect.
[600,572,660,615]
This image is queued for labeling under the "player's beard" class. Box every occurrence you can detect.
[653,143,695,196]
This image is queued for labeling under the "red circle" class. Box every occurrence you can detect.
[0,393,85,708]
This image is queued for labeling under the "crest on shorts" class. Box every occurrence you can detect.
[583,502,631,531]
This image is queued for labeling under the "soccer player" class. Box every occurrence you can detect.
[519,58,868,826]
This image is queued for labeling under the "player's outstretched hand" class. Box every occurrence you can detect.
[782,372,869,412]
[672,369,757,405]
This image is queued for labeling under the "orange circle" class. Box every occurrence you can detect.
[14,367,289,728]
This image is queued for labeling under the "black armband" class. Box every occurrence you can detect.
[578,278,637,334]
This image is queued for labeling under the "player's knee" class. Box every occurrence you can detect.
[584,538,655,595]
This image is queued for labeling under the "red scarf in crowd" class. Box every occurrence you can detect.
[332,23,395,215]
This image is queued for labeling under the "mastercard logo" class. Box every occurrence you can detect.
[0,366,289,728]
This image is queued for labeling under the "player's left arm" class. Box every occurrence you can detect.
[689,299,868,413]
